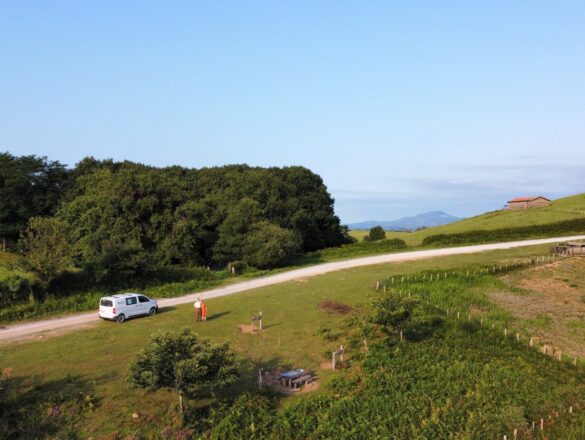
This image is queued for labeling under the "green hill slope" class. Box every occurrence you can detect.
[359,193,585,246]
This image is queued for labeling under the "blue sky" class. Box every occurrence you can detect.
[1,1,585,223]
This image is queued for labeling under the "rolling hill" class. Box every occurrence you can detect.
[348,211,462,231]
[351,193,585,246]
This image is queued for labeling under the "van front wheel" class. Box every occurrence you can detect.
[116,314,126,323]
[149,307,157,316]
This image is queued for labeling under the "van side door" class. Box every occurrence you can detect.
[138,295,152,314]
[125,296,140,317]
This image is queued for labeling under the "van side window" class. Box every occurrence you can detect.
[126,297,137,305]
[138,296,150,303]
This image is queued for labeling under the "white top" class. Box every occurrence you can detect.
[194,300,201,308]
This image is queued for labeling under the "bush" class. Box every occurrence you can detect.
[0,275,31,307]
[365,226,386,242]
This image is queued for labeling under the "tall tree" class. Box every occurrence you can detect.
[242,221,301,268]
[18,217,71,288]
[0,152,68,248]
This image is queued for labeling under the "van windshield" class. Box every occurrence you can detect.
[100,299,113,307]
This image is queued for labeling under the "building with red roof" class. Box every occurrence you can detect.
[506,196,551,210]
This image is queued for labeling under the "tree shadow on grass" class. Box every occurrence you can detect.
[206,311,231,321]
[182,355,287,434]
[404,316,446,342]
[0,373,98,439]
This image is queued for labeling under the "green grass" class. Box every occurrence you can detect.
[351,193,585,246]
[0,251,31,281]
[3,243,581,438]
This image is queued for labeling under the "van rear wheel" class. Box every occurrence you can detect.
[149,307,156,316]
[116,314,126,323]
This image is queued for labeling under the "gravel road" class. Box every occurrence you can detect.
[2,234,584,343]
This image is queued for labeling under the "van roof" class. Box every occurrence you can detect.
[102,293,141,300]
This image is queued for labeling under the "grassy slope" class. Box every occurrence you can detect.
[0,251,32,281]
[350,193,585,246]
[4,244,585,438]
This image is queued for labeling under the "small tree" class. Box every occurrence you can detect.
[18,217,71,288]
[371,294,419,341]
[365,226,386,242]
[128,328,239,413]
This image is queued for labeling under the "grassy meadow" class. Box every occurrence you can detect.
[3,244,585,438]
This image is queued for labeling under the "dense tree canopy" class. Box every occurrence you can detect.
[3,153,350,277]
[0,152,68,245]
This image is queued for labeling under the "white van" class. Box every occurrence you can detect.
[99,293,158,323]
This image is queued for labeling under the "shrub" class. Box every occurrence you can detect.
[0,275,31,307]
[366,226,386,242]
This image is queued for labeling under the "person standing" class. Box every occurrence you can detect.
[194,297,202,322]
[201,299,208,322]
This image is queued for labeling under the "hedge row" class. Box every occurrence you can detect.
[422,218,585,246]
[311,238,407,259]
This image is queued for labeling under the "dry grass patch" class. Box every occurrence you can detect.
[492,257,585,357]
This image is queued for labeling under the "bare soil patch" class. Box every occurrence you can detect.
[237,324,258,334]
[492,257,585,357]
[318,301,354,315]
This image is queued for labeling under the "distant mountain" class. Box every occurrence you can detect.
[348,211,463,231]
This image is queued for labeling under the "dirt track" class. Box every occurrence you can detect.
[2,234,584,343]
